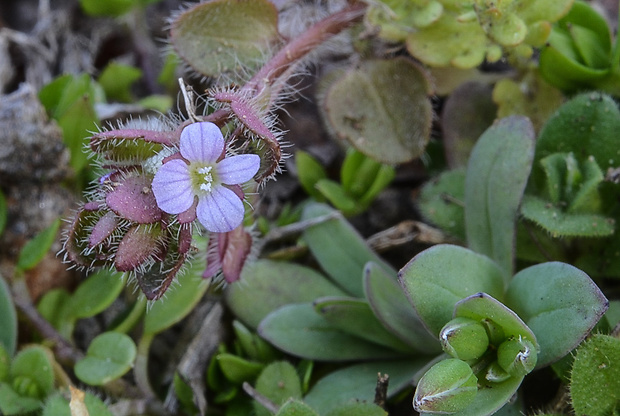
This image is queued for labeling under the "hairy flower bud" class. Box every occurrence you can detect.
[497,336,538,377]
[440,317,489,361]
[413,359,478,414]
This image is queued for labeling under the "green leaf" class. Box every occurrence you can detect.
[67,269,126,319]
[323,57,432,164]
[442,375,524,416]
[276,399,319,416]
[535,92,620,172]
[226,259,346,330]
[80,0,135,16]
[570,334,620,416]
[364,262,440,354]
[313,296,413,352]
[398,244,505,336]
[0,277,16,356]
[170,0,279,79]
[506,262,608,366]
[520,195,614,238]
[10,346,54,398]
[465,116,535,277]
[453,293,537,347]
[37,289,73,339]
[143,255,210,335]
[16,218,61,272]
[232,320,278,363]
[0,383,42,415]
[302,203,393,297]
[0,189,7,236]
[74,332,137,385]
[304,360,427,414]
[417,169,466,240]
[217,354,264,384]
[42,392,113,416]
[258,304,400,361]
[98,62,142,102]
[314,179,358,214]
[296,151,327,201]
[254,362,302,416]
[325,402,387,416]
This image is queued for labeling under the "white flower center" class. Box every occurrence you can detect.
[198,166,213,193]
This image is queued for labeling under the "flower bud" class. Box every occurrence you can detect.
[413,359,478,414]
[440,317,489,361]
[497,336,537,377]
[484,362,511,383]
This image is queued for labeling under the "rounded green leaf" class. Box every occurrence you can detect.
[505,262,608,366]
[301,203,393,297]
[276,399,319,416]
[217,354,264,384]
[325,402,387,416]
[323,57,432,164]
[170,0,279,78]
[16,218,61,272]
[304,360,427,415]
[453,293,538,347]
[226,259,346,329]
[398,244,505,336]
[74,332,137,386]
[258,304,399,361]
[364,262,441,354]
[10,347,54,399]
[570,334,620,416]
[440,317,489,361]
[253,361,302,416]
[0,383,42,415]
[68,270,126,319]
[0,277,17,356]
[313,296,413,352]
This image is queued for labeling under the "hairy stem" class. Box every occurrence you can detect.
[242,1,367,96]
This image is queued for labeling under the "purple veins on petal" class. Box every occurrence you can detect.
[196,186,245,233]
[180,122,224,164]
[217,154,260,185]
[152,159,194,214]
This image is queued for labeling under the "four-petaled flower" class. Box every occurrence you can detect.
[152,122,260,233]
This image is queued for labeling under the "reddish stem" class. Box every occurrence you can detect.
[242,1,367,96]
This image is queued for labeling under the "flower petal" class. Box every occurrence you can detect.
[196,186,245,233]
[151,159,195,214]
[217,154,260,185]
[180,122,224,164]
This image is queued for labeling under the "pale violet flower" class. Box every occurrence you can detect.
[152,122,260,233]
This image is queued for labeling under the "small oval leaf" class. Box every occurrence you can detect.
[74,332,137,386]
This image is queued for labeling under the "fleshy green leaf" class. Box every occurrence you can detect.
[258,304,400,361]
[313,296,413,352]
[10,346,54,398]
[304,360,426,414]
[0,383,42,415]
[301,203,393,297]
[80,0,135,16]
[42,392,113,416]
[465,116,535,277]
[226,259,346,330]
[67,270,126,319]
[364,262,441,354]
[453,293,537,347]
[37,289,73,339]
[520,195,614,238]
[323,58,432,164]
[506,262,608,366]
[0,278,16,356]
[217,354,264,384]
[570,334,620,416]
[417,169,466,241]
[398,244,505,336]
[143,255,209,335]
[325,402,387,416]
[315,179,358,214]
[296,151,327,201]
[170,0,279,79]
[254,362,302,416]
[276,399,318,416]
[441,375,524,416]
[16,218,61,272]
[74,332,137,385]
